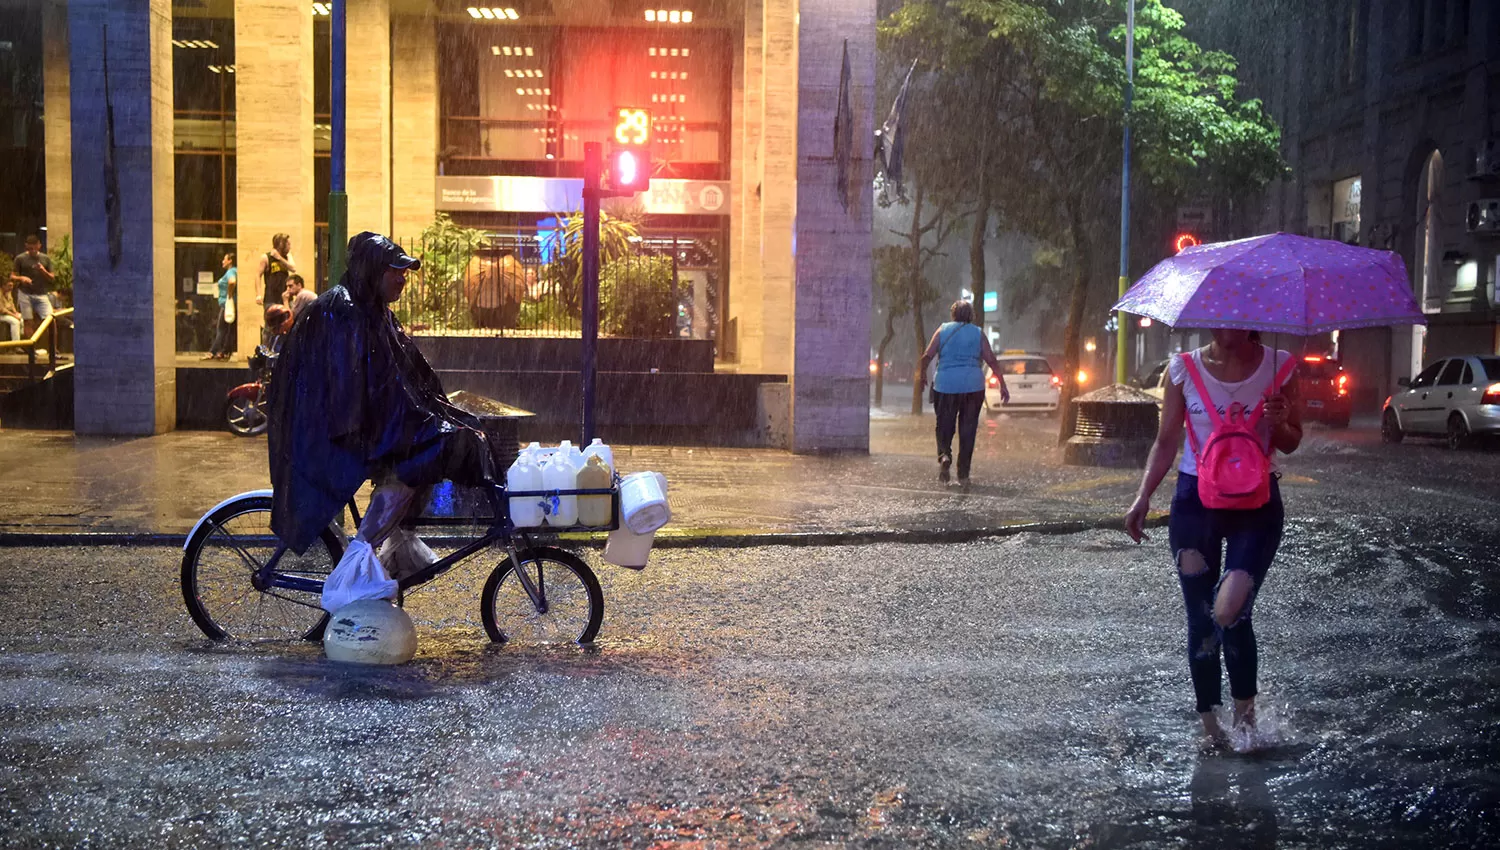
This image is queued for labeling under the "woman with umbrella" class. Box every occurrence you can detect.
[1118,233,1425,747]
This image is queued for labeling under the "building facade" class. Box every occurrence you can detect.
[1187,0,1500,414]
[9,0,875,450]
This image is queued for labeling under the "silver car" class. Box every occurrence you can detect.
[1382,354,1500,449]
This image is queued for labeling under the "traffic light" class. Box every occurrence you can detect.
[601,107,651,196]
[1174,232,1202,253]
[602,145,651,195]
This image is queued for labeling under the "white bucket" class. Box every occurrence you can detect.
[619,471,670,535]
[603,524,656,570]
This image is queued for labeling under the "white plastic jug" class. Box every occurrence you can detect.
[582,438,615,471]
[542,446,580,526]
[505,450,545,527]
[576,454,614,528]
[604,473,667,569]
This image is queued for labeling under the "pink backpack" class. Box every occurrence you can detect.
[1180,353,1296,510]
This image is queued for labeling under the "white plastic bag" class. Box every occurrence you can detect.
[223,296,236,324]
[321,538,398,612]
[377,528,437,582]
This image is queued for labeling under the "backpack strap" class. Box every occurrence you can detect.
[1178,353,1213,464]
[1245,352,1299,428]
[1179,352,1223,428]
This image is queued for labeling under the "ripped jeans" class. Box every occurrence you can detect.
[1169,473,1284,714]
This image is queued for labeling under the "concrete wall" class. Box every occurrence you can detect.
[67,0,176,434]
[790,0,874,452]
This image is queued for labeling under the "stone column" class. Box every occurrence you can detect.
[346,0,391,236]
[729,0,764,368]
[789,0,874,452]
[43,0,72,246]
[756,0,796,378]
[68,0,176,434]
[391,12,437,241]
[235,0,315,353]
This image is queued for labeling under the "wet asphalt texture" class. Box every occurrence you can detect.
[2,412,1500,846]
[2,428,1499,849]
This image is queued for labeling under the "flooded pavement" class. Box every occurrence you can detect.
[2,501,1497,847]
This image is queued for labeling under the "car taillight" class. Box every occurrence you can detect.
[1050,375,1062,388]
[987,375,1000,388]
[1336,373,1350,396]
[1483,383,1500,405]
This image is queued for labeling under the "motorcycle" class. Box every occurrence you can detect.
[225,345,276,437]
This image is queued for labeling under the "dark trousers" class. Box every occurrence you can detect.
[209,306,235,356]
[933,390,985,479]
[1169,474,1285,714]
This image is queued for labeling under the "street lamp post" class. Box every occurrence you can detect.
[1115,0,1135,386]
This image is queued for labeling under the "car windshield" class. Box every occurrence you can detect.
[1001,359,1053,376]
[1478,357,1500,381]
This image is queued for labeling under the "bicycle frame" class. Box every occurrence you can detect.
[254,481,618,614]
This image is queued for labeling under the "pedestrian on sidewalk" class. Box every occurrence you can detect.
[205,253,237,361]
[918,300,1008,485]
[1123,329,1301,747]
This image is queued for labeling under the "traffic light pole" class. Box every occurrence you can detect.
[581,142,603,445]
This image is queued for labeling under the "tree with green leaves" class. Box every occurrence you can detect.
[882,0,1284,438]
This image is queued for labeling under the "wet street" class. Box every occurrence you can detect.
[2,428,1499,849]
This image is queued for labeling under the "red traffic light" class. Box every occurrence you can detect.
[603,146,651,196]
[1174,232,1201,253]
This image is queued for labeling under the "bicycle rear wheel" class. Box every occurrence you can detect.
[181,494,344,641]
[480,547,604,646]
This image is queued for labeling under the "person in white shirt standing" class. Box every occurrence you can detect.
[1124,329,1302,747]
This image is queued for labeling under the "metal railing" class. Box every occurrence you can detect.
[0,308,74,381]
[387,235,714,340]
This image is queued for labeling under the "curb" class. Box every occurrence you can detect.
[0,514,1167,550]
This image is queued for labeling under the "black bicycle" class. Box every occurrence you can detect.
[180,481,618,646]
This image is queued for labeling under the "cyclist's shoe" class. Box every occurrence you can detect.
[378,528,438,582]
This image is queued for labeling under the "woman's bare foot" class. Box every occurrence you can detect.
[1199,711,1229,749]
[1233,698,1256,729]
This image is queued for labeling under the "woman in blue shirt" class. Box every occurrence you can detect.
[206,253,237,360]
[918,300,1008,484]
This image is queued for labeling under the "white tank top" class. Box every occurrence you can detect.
[1170,345,1293,476]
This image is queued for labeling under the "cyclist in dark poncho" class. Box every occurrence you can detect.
[267,232,492,570]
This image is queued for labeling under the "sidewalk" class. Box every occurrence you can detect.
[0,403,1156,546]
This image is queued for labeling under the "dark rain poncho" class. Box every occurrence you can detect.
[268,232,493,553]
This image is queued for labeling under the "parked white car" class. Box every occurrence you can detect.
[1382,354,1500,449]
[986,354,1061,413]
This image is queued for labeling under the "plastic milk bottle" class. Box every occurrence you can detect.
[542,441,581,526]
[576,454,614,527]
[506,450,544,527]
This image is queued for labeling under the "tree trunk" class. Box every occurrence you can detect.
[874,307,897,408]
[970,152,991,329]
[1057,211,1093,444]
[909,184,929,414]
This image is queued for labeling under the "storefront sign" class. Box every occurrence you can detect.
[437,175,731,216]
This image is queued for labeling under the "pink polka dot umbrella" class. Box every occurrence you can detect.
[1113,232,1426,335]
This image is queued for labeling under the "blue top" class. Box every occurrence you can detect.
[217,267,237,306]
[933,322,986,394]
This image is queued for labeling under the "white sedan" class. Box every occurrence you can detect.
[987,355,1061,413]
[1383,354,1500,449]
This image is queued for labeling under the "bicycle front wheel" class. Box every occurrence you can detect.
[480,547,604,646]
[181,494,343,641]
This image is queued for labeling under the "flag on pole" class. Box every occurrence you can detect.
[833,39,856,215]
[878,59,916,196]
